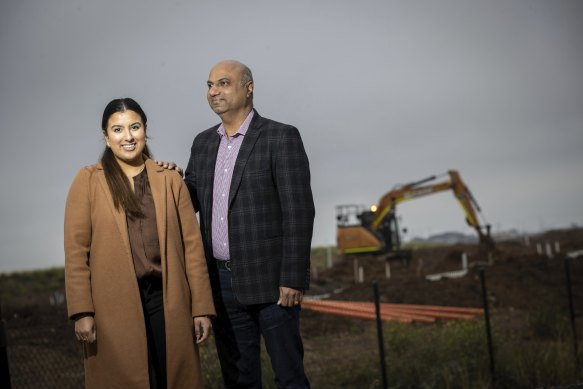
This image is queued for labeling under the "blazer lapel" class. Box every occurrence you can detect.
[229,113,262,208]
[96,164,132,259]
[204,133,220,219]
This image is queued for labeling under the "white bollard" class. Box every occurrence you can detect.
[536,243,543,255]
[554,241,561,253]
[416,258,423,277]
[462,252,468,270]
[545,242,553,258]
[358,266,364,283]
[326,246,333,269]
[385,262,391,279]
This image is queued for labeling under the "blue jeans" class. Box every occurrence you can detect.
[213,268,310,389]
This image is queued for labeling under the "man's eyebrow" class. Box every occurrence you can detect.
[209,77,230,83]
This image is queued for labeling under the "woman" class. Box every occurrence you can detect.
[64,98,215,388]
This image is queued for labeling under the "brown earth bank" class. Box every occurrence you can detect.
[303,227,583,333]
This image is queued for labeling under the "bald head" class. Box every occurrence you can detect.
[211,60,253,87]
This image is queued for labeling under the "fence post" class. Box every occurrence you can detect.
[373,281,388,389]
[564,256,579,377]
[0,303,11,389]
[545,242,553,258]
[326,246,333,269]
[479,268,496,387]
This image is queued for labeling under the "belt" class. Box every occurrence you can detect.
[216,260,231,271]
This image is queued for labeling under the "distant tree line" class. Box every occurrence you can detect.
[0,267,65,301]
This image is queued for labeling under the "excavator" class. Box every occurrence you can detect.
[336,170,494,259]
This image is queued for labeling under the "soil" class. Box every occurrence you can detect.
[303,227,583,333]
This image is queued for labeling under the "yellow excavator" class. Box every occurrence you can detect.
[336,170,494,259]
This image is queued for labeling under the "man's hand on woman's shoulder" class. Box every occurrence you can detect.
[155,160,184,177]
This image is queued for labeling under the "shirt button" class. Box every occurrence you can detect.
[222,193,225,197]
[228,145,232,149]
[224,168,228,172]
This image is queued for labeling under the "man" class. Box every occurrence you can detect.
[185,60,315,388]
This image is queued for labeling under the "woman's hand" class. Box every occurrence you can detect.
[193,316,212,344]
[75,316,96,343]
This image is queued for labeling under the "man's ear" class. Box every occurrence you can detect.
[247,81,254,97]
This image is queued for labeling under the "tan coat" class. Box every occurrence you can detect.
[64,159,215,388]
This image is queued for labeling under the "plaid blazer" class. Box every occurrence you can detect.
[185,110,315,305]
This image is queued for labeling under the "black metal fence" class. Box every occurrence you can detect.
[2,305,83,389]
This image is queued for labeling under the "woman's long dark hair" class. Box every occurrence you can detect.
[101,98,152,218]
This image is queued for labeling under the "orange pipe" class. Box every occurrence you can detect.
[302,299,483,324]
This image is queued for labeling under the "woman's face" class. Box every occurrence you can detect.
[104,110,146,166]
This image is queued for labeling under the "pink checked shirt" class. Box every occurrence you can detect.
[211,110,254,260]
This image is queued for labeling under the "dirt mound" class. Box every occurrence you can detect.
[306,228,583,313]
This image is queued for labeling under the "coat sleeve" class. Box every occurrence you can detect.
[64,168,95,319]
[174,174,216,317]
[275,127,316,289]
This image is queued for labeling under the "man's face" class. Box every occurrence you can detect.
[207,62,253,116]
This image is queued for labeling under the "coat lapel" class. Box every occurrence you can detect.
[96,164,132,260]
[145,160,167,274]
[229,113,262,207]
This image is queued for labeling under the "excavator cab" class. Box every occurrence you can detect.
[336,204,407,259]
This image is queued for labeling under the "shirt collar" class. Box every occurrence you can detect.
[217,110,255,138]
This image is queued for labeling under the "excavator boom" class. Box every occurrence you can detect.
[337,170,494,256]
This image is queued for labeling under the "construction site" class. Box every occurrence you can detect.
[2,170,582,388]
[297,170,583,388]
[307,227,583,318]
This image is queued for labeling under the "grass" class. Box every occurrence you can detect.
[198,311,580,388]
[3,265,582,388]
[0,267,65,301]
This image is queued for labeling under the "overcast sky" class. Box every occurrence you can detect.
[1,0,582,273]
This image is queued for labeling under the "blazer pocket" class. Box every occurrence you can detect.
[244,168,271,177]
[254,236,283,261]
[243,169,275,189]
